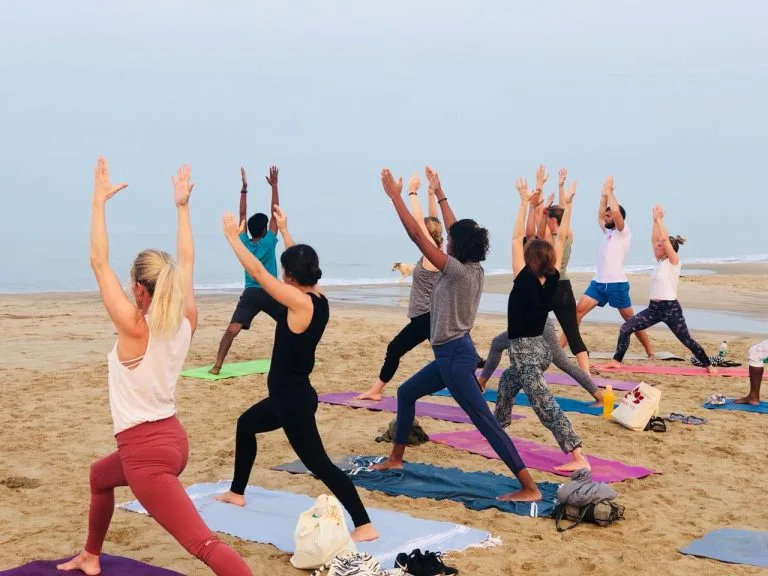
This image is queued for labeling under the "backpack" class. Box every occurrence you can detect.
[552,500,625,532]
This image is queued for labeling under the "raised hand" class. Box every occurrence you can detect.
[409,174,421,195]
[543,192,555,210]
[381,169,404,198]
[93,157,128,201]
[653,204,665,220]
[535,164,549,191]
[516,177,532,202]
[564,180,578,205]
[602,176,615,198]
[172,165,194,207]
[425,166,442,195]
[558,168,568,187]
[266,165,278,187]
[241,167,248,190]
[222,212,245,242]
[273,204,288,229]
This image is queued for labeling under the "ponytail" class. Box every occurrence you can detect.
[668,235,687,253]
[131,249,184,337]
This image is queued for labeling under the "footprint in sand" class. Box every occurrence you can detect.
[0,476,41,490]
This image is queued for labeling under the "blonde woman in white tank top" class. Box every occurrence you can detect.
[604,205,716,375]
[58,160,252,576]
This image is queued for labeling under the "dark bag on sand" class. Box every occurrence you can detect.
[553,500,625,532]
[375,418,429,446]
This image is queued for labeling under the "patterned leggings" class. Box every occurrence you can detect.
[614,300,710,365]
[495,336,582,454]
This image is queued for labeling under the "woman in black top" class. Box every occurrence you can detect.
[496,177,589,474]
[216,210,378,543]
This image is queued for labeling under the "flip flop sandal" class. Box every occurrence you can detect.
[644,417,667,432]
[666,413,707,425]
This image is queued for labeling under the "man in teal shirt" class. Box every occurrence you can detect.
[210,166,281,375]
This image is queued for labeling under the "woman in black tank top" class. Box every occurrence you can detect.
[215,212,378,543]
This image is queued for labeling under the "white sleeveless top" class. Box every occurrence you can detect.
[107,318,192,435]
[649,258,681,301]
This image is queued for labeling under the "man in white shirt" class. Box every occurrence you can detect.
[569,177,654,358]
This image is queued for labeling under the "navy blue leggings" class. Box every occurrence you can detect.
[395,334,526,474]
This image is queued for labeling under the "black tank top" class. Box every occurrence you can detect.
[268,292,329,389]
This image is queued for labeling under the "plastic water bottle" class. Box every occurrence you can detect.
[603,385,615,419]
[718,341,728,358]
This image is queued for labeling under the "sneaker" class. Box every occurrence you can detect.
[395,549,425,574]
[421,550,458,575]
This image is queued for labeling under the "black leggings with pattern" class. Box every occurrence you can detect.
[614,300,710,366]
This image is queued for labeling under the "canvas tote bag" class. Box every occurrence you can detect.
[290,494,356,569]
[611,382,662,431]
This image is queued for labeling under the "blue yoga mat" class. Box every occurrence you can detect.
[273,457,558,518]
[119,482,494,567]
[681,528,768,568]
[433,388,608,416]
[704,399,768,414]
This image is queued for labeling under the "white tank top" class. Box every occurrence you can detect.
[107,318,192,435]
[649,258,681,301]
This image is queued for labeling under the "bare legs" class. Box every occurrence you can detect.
[735,366,763,405]
[210,323,243,375]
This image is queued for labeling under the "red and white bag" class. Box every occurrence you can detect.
[611,382,662,431]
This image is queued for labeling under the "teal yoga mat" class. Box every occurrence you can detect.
[180,359,271,381]
[433,388,612,416]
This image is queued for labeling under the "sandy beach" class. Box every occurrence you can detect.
[1,264,766,575]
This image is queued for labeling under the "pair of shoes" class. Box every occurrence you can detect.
[395,549,458,575]
[644,416,666,433]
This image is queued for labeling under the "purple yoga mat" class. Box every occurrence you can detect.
[0,554,183,576]
[477,369,639,392]
[430,429,656,483]
[318,391,524,424]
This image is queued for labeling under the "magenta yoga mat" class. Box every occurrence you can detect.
[318,392,525,424]
[477,368,639,392]
[0,554,183,576]
[594,364,758,378]
[430,429,657,483]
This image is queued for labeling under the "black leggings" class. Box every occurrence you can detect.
[229,383,371,527]
[614,300,710,366]
[379,313,431,383]
[552,280,588,356]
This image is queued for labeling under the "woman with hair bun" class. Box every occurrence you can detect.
[215,207,377,543]
[605,205,716,373]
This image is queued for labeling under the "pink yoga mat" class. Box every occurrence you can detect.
[430,429,656,483]
[477,368,639,392]
[318,391,524,424]
[594,364,758,378]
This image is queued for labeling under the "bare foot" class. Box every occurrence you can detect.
[590,399,604,408]
[706,366,719,376]
[209,366,221,375]
[554,455,591,473]
[372,458,404,471]
[497,486,542,502]
[351,523,379,542]
[215,491,245,507]
[355,390,382,402]
[733,396,760,406]
[591,390,604,408]
[603,360,622,370]
[57,551,100,575]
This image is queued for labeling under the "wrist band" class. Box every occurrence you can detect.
[241,191,247,194]
[438,197,447,204]
[409,192,417,196]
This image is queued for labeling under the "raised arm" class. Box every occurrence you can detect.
[525,190,541,241]
[513,178,532,276]
[604,176,625,231]
[536,193,555,242]
[558,168,567,205]
[238,167,248,226]
[273,205,295,248]
[89,158,143,336]
[223,213,311,313]
[266,166,279,234]
[427,181,439,219]
[653,205,680,265]
[554,181,577,271]
[425,166,456,231]
[382,169,448,270]
[597,177,609,230]
[172,165,197,333]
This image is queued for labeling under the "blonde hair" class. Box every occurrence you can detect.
[424,217,443,249]
[130,249,184,337]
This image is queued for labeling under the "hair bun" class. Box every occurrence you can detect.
[675,235,687,245]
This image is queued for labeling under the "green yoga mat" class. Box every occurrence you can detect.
[180,359,271,381]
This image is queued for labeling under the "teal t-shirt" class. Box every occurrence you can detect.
[240,230,278,289]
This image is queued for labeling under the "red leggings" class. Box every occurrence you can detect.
[85,416,251,576]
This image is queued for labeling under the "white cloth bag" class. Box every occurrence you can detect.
[611,382,662,431]
[290,494,356,570]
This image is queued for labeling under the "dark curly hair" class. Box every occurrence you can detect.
[247,213,269,239]
[280,244,322,286]
[448,219,489,263]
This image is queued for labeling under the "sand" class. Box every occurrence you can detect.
[1,265,767,575]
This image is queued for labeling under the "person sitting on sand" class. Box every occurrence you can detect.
[493,176,590,474]
[215,209,378,543]
[58,160,252,576]
[357,169,444,401]
[372,168,542,502]
[565,176,655,359]
[736,340,767,405]
[604,206,716,375]
[209,166,282,375]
